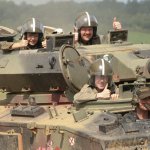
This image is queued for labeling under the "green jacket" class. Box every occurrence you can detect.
[74,83,117,103]
[74,84,97,103]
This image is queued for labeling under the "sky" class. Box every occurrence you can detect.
[7,0,133,5]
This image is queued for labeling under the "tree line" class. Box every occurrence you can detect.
[0,0,150,35]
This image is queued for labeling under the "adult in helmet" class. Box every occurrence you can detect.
[74,12,101,46]
[122,95,150,121]
[136,97,150,119]
[74,58,119,103]
[8,18,46,50]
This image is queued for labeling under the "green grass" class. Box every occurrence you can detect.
[128,31,150,44]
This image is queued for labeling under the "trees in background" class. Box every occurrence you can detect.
[0,0,149,35]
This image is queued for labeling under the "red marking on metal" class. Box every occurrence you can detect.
[36,147,46,150]
[55,146,61,150]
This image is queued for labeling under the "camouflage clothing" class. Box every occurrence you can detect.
[74,83,117,104]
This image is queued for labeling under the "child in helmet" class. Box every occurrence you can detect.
[74,12,101,46]
[1,18,46,50]
[74,58,119,103]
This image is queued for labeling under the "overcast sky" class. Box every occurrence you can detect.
[7,0,135,5]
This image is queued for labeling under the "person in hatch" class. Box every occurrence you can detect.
[1,18,46,50]
[73,11,101,46]
[74,58,119,104]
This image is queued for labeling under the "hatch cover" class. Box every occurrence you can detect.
[59,45,89,93]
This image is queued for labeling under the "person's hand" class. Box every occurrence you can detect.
[111,93,119,100]
[113,17,122,31]
[19,39,28,48]
[96,84,111,99]
[42,40,47,48]
[11,39,28,49]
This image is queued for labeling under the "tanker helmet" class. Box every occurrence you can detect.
[89,58,113,86]
[21,18,44,36]
[74,12,98,30]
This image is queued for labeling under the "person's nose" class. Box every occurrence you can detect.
[31,36,35,39]
[85,30,90,34]
[97,80,104,84]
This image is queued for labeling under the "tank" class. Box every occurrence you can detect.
[0,27,150,150]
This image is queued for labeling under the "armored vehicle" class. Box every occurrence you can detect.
[0,27,150,150]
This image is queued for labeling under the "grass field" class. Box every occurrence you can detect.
[128,31,150,44]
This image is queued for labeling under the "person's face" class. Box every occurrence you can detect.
[139,98,150,111]
[95,75,108,90]
[80,27,93,42]
[26,33,39,46]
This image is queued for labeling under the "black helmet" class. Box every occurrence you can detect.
[74,12,98,30]
[21,18,44,36]
[89,58,113,86]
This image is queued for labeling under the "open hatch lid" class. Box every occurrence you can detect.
[59,45,89,93]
